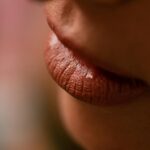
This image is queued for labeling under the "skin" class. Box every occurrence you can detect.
[45,0,150,149]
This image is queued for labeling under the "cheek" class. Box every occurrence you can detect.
[59,89,150,150]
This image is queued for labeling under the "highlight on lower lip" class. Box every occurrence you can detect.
[45,31,148,105]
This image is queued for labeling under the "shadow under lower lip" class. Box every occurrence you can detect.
[45,31,148,106]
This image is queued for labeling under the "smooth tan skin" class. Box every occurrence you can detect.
[46,0,150,149]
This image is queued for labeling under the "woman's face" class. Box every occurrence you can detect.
[45,0,150,149]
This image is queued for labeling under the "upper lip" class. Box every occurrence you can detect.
[47,17,86,58]
[47,18,149,86]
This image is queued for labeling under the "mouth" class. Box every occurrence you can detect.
[45,27,149,106]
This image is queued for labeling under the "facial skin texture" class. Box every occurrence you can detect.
[46,0,150,149]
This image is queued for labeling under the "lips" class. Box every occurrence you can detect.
[45,28,148,105]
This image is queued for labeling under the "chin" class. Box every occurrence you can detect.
[58,88,150,150]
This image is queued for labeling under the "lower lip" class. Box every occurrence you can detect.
[45,30,148,105]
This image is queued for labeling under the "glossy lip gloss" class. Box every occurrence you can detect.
[45,29,148,106]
